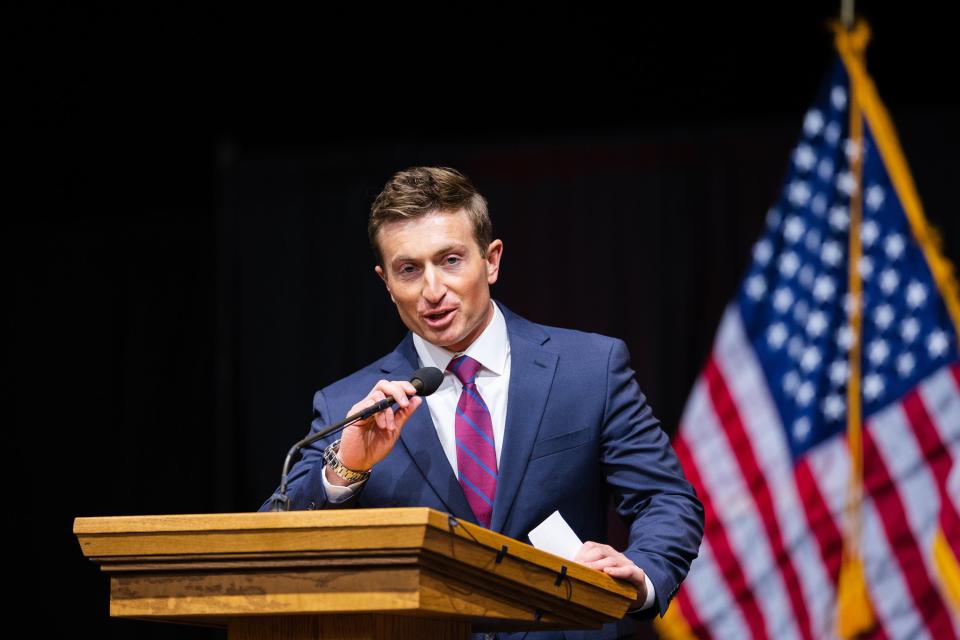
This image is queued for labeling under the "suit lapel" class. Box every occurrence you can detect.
[489,304,558,533]
[387,335,477,523]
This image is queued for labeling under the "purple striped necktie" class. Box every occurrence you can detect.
[447,354,498,528]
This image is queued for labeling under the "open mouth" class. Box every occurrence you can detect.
[423,308,456,326]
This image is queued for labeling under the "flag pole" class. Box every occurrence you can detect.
[832,14,878,640]
[841,0,855,30]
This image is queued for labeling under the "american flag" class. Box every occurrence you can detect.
[657,35,960,640]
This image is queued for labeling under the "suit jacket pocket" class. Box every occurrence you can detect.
[529,426,593,460]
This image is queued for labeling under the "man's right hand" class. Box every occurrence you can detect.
[324,379,424,487]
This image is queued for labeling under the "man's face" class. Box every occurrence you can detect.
[374,209,503,353]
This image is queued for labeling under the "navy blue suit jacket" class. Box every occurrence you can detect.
[260,301,703,639]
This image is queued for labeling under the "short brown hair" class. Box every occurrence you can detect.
[368,166,492,266]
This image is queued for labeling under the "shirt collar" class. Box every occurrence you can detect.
[412,300,509,376]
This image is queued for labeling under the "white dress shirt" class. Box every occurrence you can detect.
[320,300,655,610]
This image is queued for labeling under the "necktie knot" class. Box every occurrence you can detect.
[448,354,483,386]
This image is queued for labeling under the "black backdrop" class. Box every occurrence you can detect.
[10,4,959,638]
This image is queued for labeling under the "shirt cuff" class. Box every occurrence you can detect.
[321,464,366,503]
[627,573,656,612]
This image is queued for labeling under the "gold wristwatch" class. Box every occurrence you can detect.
[322,439,372,483]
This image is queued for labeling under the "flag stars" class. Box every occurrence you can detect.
[829,206,849,231]
[896,352,916,378]
[784,216,806,243]
[794,299,810,324]
[823,394,845,421]
[789,181,812,207]
[873,304,895,331]
[825,121,842,146]
[793,144,817,172]
[796,381,815,406]
[829,360,849,386]
[879,269,900,296]
[863,373,885,401]
[753,239,773,265]
[805,228,822,252]
[861,220,880,247]
[837,171,858,196]
[793,417,812,442]
[789,335,805,360]
[859,256,874,280]
[813,275,837,302]
[767,322,789,349]
[807,310,828,337]
[906,281,928,309]
[901,317,921,343]
[804,109,825,137]
[837,325,856,351]
[865,185,885,211]
[818,158,836,181]
[783,370,801,394]
[773,287,794,313]
[831,86,848,110]
[885,233,906,260]
[822,240,844,267]
[778,251,800,278]
[928,329,950,359]
[801,346,822,373]
[799,265,815,289]
[867,339,890,366]
[746,275,767,300]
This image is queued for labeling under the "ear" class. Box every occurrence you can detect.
[485,239,503,285]
[375,265,396,304]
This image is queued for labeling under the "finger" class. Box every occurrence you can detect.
[354,388,387,416]
[603,564,644,588]
[384,406,397,432]
[396,396,422,427]
[584,556,622,571]
[575,543,615,563]
[376,380,413,409]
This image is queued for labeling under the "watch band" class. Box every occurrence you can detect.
[323,439,371,483]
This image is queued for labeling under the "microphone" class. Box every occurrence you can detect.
[267,366,444,511]
[354,367,444,419]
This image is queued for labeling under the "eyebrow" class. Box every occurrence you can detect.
[391,243,469,267]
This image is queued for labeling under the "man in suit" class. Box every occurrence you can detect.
[260,167,703,639]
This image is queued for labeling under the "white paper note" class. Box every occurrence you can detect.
[528,510,583,560]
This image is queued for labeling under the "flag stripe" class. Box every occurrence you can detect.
[680,369,801,639]
[794,458,843,584]
[704,357,815,640]
[804,435,907,639]
[920,363,960,461]
[674,434,766,639]
[903,390,953,489]
[714,308,837,638]
[863,421,958,638]
[675,567,712,640]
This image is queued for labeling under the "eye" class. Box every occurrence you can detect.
[397,264,419,277]
[444,255,462,265]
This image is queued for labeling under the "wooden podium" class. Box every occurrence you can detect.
[74,507,638,639]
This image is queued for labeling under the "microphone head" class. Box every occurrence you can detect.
[410,367,444,396]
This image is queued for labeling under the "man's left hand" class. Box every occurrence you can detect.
[574,541,647,607]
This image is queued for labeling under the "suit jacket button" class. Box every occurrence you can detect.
[307,501,316,510]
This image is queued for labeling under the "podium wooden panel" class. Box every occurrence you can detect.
[74,507,638,639]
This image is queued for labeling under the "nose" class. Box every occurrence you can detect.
[421,263,446,304]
